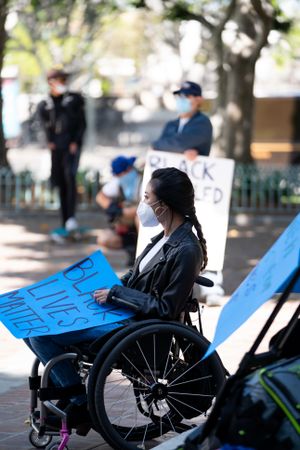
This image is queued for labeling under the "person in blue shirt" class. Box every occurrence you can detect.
[152,81,212,159]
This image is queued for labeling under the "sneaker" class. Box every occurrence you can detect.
[65,217,79,233]
[50,232,66,244]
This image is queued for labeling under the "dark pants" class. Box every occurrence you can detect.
[51,149,80,226]
[24,321,130,405]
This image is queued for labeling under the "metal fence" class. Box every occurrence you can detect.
[0,165,299,213]
[0,168,101,211]
[231,165,300,213]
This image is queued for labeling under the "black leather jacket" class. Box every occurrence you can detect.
[107,221,203,320]
[38,92,86,150]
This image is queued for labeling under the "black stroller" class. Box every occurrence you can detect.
[179,265,300,450]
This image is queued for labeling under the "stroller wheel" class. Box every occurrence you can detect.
[28,428,52,448]
[48,442,69,450]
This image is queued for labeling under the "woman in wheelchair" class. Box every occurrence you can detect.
[26,167,209,438]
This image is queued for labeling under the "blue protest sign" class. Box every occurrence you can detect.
[204,212,300,358]
[0,251,135,339]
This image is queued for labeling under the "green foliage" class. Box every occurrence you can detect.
[163,1,193,21]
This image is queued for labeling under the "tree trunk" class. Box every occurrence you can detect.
[0,0,8,168]
[211,0,273,162]
[222,56,256,162]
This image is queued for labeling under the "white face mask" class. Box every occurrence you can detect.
[55,83,67,94]
[137,201,160,227]
[175,96,192,114]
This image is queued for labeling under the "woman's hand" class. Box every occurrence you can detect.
[94,289,110,305]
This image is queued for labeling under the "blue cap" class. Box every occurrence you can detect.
[173,81,202,96]
[111,156,136,175]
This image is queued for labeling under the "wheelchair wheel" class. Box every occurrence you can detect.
[88,319,164,435]
[28,428,52,448]
[92,322,226,450]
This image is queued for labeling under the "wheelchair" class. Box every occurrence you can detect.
[27,276,227,450]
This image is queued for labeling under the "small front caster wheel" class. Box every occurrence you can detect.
[28,428,52,448]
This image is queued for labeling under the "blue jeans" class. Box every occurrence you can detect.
[24,321,130,405]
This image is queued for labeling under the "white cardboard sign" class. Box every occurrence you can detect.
[137,151,235,271]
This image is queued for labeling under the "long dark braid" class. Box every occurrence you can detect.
[188,206,208,271]
[150,167,208,272]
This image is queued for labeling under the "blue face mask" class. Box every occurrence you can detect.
[175,96,192,114]
[119,169,139,202]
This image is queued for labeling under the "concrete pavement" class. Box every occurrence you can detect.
[0,210,298,449]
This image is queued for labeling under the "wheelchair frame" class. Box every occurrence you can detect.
[27,277,226,450]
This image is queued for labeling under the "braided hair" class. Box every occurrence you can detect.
[150,167,208,271]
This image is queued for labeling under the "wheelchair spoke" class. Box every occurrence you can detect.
[153,334,157,379]
[121,352,151,386]
[168,359,205,387]
[103,376,129,395]
[157,400,173,436]
[136,340,156,383]
[168,391,214,397]
[122,371,151,389]
[160,401,177,433]
[124,423,136,440]
[159,407,163,437]
[167,394,203,415]
[162,334,174,379]
[169,374,212,388]
[141,421,150,449]
[115,398,155,429]
[115,384,134,426]
[163,396,184,420]
[164,342,192,379]
[123,399,148,441]
[106,395,137,413]
[105,379,132,417]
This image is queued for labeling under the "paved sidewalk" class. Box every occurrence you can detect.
[0,210,298,449]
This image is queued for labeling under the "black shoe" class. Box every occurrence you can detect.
[55,399,70,410]
[64,402,91,436]
[43,402,91,435]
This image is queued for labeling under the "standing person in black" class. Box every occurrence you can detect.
[38,68,86,233]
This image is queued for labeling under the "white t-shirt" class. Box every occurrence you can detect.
[139,235,169,273]
[102,177,120,198]
[178,117,190,133]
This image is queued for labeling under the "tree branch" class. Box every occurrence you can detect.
[163,2,215,31]
[177,11,215,31]
[250,0,274,60]
[216,0,236,36]
[251,0,273,24]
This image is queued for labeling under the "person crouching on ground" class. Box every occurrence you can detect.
[96,155,142,265]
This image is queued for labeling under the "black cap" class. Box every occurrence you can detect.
[173,81,202,96]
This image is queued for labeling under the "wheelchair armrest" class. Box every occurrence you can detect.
[195,275,214,287]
